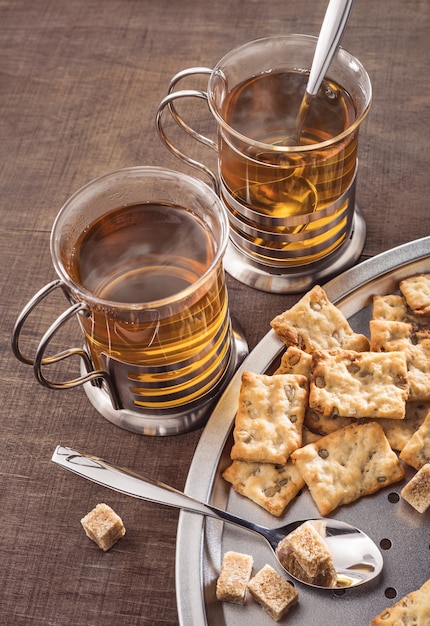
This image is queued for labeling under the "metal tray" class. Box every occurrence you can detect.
[176,236,430,626]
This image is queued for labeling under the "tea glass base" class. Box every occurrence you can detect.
[224,205,366,294]
[82,319,248,436]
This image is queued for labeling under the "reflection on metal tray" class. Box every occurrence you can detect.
[176,236,430,626]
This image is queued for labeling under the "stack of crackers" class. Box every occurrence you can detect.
[223,278,430,518]
[219,276,430,622]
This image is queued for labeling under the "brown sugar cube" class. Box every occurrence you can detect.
[401,464,430,513]
[216,551,253,604]
[80,503,126,551]
[247,564,298,622]
[276,521,337,587]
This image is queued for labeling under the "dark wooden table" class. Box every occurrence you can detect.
[1,1,429,624]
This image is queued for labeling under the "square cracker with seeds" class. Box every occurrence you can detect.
[370,319,430,401]
[222,459,305,517]
[371,578,430,626]
[274,346,312,377]
[270,285,369,354]
[303,400,430,449]
[230,372,308,465]
[372,293,429,326]
[291,422,405,515]
[400,273,430,317]
[309,349,409,419]
[399,410,430,470]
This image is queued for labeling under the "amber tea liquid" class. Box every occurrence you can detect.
[68,203,231,408]
[219,70,358,264]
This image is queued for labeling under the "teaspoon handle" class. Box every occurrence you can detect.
[306,0,354,97]
[52,445,261,535]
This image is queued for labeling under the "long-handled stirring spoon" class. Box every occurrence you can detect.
[52,445,383,589]
[295,0,355,144]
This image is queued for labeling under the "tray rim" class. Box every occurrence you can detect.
[176,235,430,626]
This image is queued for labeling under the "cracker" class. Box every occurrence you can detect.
[80,503,125,551]
[373,293,429,326]
[274,346,312,377]
[230,372,308,465]
[309,349,409,419]
[399,410,430,470]
[216,551,254,604]
[276,520,337,587]
[381,401,430,451]
[222,459,305,517]
[401,464,430,514]
[304,401,429,448]
[400,273,430,316]
[247,564,298,622]
[290,422,405,515]
[270,285,369,353]
[370,319,430,401]
[304,407,358,435]
[371,578,430,625]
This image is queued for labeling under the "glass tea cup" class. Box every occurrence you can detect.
[12,167,248,435]
[156,34,372,293]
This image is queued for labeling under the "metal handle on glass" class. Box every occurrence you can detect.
[11,281,121,409]
[155,67,219,192]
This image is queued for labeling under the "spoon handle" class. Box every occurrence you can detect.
[306,0,354,96]
[52,445,260,534]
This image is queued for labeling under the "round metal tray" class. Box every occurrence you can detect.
[177,236,430,626]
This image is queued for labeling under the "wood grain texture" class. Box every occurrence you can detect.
[1,0,429,624]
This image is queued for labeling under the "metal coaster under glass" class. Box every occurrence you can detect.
[224,205,366,294]
[82,319,248,436]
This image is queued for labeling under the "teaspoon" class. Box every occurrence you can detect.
[295,0,355,143]
[52,445,383,589]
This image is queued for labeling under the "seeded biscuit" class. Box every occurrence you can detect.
[309,349,409,419]
[399,410,430,470]
[230,372,308,465]
[371,578,430,626]
[304,407,358,435]
[270,285,369,353]
[381,401,430,451]
[370,320,430,401]
[304,401,429,448]
[291,422,405,515]
[274,346,312,377]
[373,294,412,322]
[400,273,430,317]
[373,293,429,326]
[222,459,305,517]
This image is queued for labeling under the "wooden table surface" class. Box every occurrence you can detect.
[1,1,429,624]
